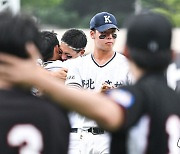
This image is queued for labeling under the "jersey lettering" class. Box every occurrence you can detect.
[82,79,95,89]
[67,75,75,80]
[7,124,43,154]
[105,80,112,85]
[166,115,180,154]
[82,79,125,90]
[178,138,180,148]
[114,81,124,87]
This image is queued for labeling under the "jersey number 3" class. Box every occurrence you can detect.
[166,115,180,154]
[7,124,43,154]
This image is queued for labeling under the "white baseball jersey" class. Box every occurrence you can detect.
[167,53,180,92]
[65,52,132,128]
[167,63,180,89]
[43,60,71,71]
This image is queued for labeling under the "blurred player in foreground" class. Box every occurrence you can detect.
[0,11,70,154]
[0,12,179,154]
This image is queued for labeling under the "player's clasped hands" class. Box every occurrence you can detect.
[50,68,68,82]
[100,82,115,93]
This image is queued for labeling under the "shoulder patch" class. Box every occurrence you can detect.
[109,89,134,108]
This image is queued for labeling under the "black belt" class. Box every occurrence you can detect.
[70,127,104,135]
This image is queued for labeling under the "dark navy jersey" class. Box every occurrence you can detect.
[107,73,180,154]
[0,88,70,154]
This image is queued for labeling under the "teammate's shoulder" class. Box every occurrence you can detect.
[43,60,63,71]
[64,56,84,68]
[115,52,129,62]
[81,53,91,59]
[74,53,91,62]
[115,52,127,58]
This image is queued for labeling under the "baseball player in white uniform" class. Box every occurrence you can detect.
[66,12,132,154]
[42,28,87,79]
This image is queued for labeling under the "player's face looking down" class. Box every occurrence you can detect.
[59,42,84,61]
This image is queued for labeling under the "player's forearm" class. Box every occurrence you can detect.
[32,71,124,131]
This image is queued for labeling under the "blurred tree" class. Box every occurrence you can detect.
[21,0,180,28]
[21,0,135,28]
[59,0,135,28]
[142,0,180,27]
[21,0,63,7]
[60,0,134,16]
[20,0,180,27]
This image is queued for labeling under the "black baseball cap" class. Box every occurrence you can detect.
[126,12,173,71]
[127,12,172,53]
[90,12,119,32]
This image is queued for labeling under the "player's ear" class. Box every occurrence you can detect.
[80,49,85,56]
[90,30,95,39]
[54,45,59,53]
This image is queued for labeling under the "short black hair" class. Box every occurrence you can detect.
[126,12,172,72]
[61,28,87,52]
[40,31,59,61]
[0,11,41,58]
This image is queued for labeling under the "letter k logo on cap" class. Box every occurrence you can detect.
[104,16,112,23]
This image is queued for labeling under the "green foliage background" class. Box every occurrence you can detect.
[21,0,180,28]
[142,0,180,27]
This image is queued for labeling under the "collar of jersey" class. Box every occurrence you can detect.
[91,52,116,68]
